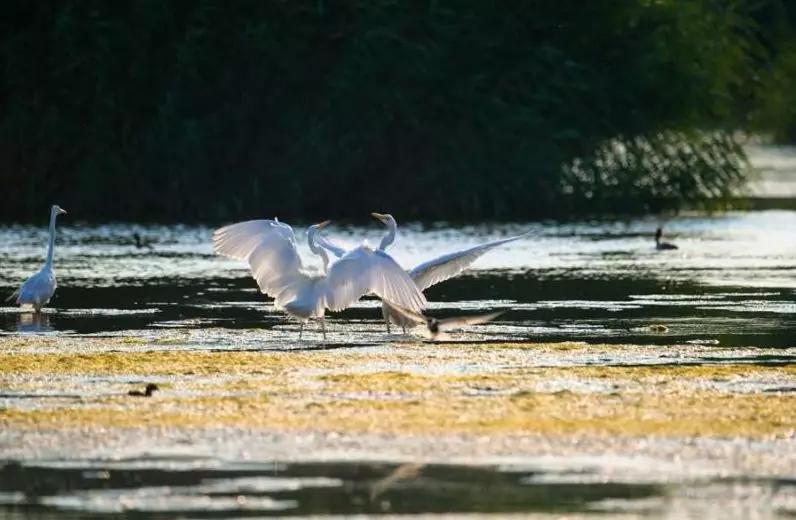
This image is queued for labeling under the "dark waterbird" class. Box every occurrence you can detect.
[133,233,154,250]
[383,302,504,339]
[655,227,678,250]
[128,383,159,397]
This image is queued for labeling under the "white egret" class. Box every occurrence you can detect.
[7,204,67,313]
[383,301,504,340]
[317,212,527,333]
[655,227,678,250]
[213,218,426,339]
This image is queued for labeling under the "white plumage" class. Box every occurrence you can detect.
[407,234,529,292]
[318,213,527,332]
[8,204,67,313]
[213,218,426,338]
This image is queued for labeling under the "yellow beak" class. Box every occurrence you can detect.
[371,212,386,221]
[315,220,331,229]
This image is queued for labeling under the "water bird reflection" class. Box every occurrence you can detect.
[15,312,53,333]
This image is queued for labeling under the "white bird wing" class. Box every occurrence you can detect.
[324,247,427,313]
[314,233,348,258]
[409,234,528,291]
[212,219,311,308]
[381,300,428,325]
[16,268,56,305]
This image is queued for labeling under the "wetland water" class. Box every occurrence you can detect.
[1,211,794,346]
[0,211,795,518]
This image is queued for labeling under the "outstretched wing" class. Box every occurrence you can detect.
[437,311,505,331]
[314,233,348,258]
[213,219,310,307]
[324,247,427,313]
[409,234,528,291]
[384,301,504,332]
[381,300,428,325]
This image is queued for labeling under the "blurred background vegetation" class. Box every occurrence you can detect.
[1,0,795,222]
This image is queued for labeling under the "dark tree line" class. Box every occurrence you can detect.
[0,0,793,222]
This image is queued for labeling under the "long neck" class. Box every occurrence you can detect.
[45,210,58,267]
[378,219,397,250]
[308,230,330,274]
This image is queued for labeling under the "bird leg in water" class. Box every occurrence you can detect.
[385,320,391,334]
[321,318,327,340]
[299,323,303,340]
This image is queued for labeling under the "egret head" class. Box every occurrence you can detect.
[372,213,397,250]
[371,212,395,227]
[307,220,332,273]
[52,205,67,216]
[311,220,332,232]
[307,220,332,247]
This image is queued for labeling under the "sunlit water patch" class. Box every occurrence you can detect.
[0,211,794,347]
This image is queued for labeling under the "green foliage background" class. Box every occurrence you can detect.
[0,0,792,221]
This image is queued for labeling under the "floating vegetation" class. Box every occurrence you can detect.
[1,341,793,439]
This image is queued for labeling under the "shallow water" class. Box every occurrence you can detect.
[1,211,794,347]
[1,453,794,518]
[0,211,795,518]
[0,459,665,518]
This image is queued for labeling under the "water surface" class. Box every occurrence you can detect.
[1,211,794,347]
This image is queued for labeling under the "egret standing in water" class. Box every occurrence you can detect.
[317,213,527,333]
[213,218,426,339]
[7,204,67,313]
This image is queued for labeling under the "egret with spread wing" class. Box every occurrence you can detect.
[7,204,67,313]
[213,218,426,339]
[317,212,526,333]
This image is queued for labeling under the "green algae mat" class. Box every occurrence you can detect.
[2,337,794,439]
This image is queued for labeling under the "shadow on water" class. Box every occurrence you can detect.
[0,459,663,518]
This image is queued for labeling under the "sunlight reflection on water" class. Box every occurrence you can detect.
[0,211,794,346]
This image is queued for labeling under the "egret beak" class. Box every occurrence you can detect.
[57,207,67,215]
[371,212,387,222]
[315,220,331,229]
